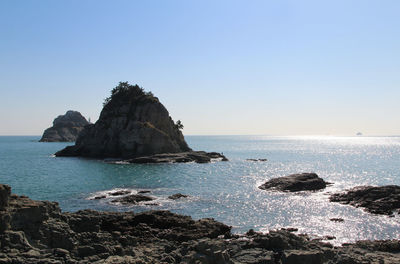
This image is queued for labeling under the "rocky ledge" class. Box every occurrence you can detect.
[1,184,400,263]
[259,173,329,192]
[40,111,89,142]
[329,185,400,215]
[126,151,228,164]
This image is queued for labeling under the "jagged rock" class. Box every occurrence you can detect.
[168,193,189,200]
[259,173,328,192]
[2,183,400,263]
[55,82,191,158]
[110,194,154,205]
[329,185,400,215]
[55,82,227,163]
[40,110,89,142]
[0,184,10,210]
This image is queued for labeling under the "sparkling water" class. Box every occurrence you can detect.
[1,135,399,244]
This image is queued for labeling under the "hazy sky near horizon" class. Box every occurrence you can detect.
[1,0,399,136]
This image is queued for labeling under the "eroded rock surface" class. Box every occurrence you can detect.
[2,183,400,263]
[40,110,89,142]
[329,185,400,215]
[259,173,328,192]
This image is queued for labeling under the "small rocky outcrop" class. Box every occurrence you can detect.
[111,194,154,205]
[55,82,226,163]
[127,151,228,164]
[259,173,328,192]
[329,185,400,215]
[2,183,400,263]
[40,110,89,142]
[168,193,189,200]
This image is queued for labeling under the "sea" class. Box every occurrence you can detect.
[1,135,400,244]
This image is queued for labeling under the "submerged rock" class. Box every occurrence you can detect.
[329,185,400,215]
[2,183,400,263]
[168,193,189,200]
[39,110,89,142]
[259,173,328,192]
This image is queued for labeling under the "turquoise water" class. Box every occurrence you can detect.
[1,135,400,244]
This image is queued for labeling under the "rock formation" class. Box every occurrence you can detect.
[2,183,400,263]
[40,111,89,142]
[330,185,400,215]
[55,82,226,162]
[259,173,329,192]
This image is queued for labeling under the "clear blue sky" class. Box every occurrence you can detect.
[1,0,399,136]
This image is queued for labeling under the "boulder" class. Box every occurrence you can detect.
[329,185,400,215]
[259,173,328,192]
[40,110,89,142]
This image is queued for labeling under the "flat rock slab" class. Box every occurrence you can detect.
[259,173,328,192]
[329,185,400,215]
[127,151,228,164]
[111,194,154,205]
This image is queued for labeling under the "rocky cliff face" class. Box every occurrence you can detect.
[40,111,89,142]
[55,82,191,159]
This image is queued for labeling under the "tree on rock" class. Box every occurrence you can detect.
[175,120,184,130]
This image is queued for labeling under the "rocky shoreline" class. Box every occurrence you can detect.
[2,184,400,263]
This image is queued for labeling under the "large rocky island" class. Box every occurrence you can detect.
[40,111,89,142]
[1,184,400,263]
[55,82,226,163]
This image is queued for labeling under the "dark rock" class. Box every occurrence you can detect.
[127,151,228,164]
[138,190,151,194]
[2,183,400,263]
[0,184,11,210]
[329,185,400,215]
[55,83,228,164]
[108,190,131,196]
[168,193,189,200]
[93,195,106,200]
[330,218,344,222]
[111,194,154,205]
[55,82,191,158]
[259,173,328,192]
[246,158,268,162]
[40,110,89,142]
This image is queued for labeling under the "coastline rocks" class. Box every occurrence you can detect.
[39,110,89,142]
[111,194,154,205]
[259,173,328,192]
[55,82,192,159]
[127,151,228,164]
[329,185,400,215]
[2,184,400,263]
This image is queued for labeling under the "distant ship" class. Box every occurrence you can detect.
[356,132,363,136]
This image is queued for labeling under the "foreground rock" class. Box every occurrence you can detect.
[40,110,89,142]
[330,185,400,215]
[2,183,400,263]
[259,173,329,192]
